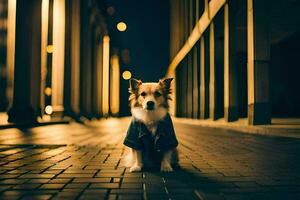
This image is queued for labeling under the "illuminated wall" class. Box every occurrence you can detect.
[6,0,16,108]
[41,0,49,115]
[102,35,110,116]
[51,0,65,113]
[110,54,120,116]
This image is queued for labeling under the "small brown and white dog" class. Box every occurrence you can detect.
[123,78,178,172]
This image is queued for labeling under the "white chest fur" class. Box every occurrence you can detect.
[131,107,167,136]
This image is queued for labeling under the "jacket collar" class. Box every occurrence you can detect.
[137,115,169,138]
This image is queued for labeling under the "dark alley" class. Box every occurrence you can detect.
[0,0,300,199]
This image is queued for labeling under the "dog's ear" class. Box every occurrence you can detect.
[129,78,142,91]
[159,78,173,91]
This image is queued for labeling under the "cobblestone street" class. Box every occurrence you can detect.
[0,118,299,200]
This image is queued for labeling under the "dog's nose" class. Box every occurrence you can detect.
[146,101,155,110]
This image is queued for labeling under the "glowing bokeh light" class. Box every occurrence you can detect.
[46,45,53,53]
[122,70,132,80]
[44,87,52,96]
[45,105,53,115]
[117,22,127,32]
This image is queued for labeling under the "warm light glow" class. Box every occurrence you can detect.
[44,87,52,96]
[224,3,229,111]
[45,105,53,115]
[42,115,51,121]
[122,70,132,80]
[6,0,16,107]
[41,0,49,115]
[117,22,127,32]
[46,45,53,53]
[110,55,120,115]
[52,0,65,113]
[247,0,254,105]
[102,35,110,115]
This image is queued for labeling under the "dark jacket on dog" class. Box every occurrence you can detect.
[123,113,178,167]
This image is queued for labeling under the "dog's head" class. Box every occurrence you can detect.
[129,78,173,111]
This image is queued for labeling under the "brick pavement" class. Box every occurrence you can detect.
[0,118,299,200]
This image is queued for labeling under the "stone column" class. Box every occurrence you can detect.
[186,0,193,118]
[199,35,210,119]
[224,2,239,122]
[70,0,80,116]
[79,0,92,118]
[8,0,42,123]
[5,0,16,111]
[192,0,200,119]
[92,28,103,118]
[51,0,65,115]
[247,0,271,125]
[209,22,218,120]
[63,0,72,116]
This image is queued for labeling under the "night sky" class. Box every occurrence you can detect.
[103,0,170,115]
[105,0,170,82]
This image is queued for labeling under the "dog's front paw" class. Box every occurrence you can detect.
[129,165,142,172]
[160,163,173,172]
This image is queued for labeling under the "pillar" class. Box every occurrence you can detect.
[94,40,103,117]
[110,54,120,116]
[199,36,209,119]
[5,0,16,111]
[80,1,92,118]
[192,0,200,119]
[8,0,42,123]
[186,0,193,118]
[224,3,239,122]
[247,0,271,125]
[209,22,218,120]
[52,0,65,115]
[91,27,103,118]
[63,0,72,116]
[102,35,110,117]
[70,0,80,116]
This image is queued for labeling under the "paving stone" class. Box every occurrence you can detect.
[110,189,144,194]
[27,179,51,184]
[39,184,66,190]
[13,183,41,190]
[117,194,144,200]
[72,178,111,183]
[0,179,28,184]
[19,174,55,179]
[89,183,120,189]
[20,194,53,200]
[120,183,143,189]
[57,173,94,178]
[0,119,299,198]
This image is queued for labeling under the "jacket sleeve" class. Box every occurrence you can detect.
[158,114,179,152]
[123,119,143,150]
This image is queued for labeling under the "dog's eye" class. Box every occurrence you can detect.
[154,91,162,97]
[140,92,146,97]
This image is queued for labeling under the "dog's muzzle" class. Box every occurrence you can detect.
[146,101,155,110]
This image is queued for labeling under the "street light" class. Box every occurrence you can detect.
[117,22,127,32]
[45,105,53,115]
[122,70,132,80]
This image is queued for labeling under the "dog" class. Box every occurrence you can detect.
[123,78,178,172]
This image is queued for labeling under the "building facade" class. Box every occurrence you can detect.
[168,0,300,125]
[0,0,121,124]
